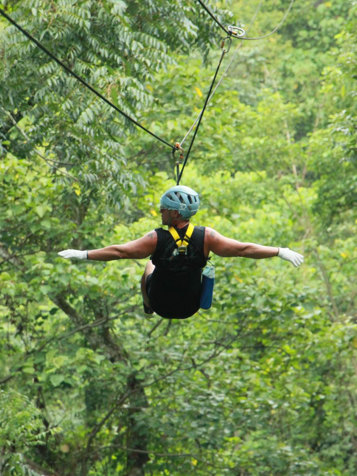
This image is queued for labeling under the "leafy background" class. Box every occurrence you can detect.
[0,0,356,475]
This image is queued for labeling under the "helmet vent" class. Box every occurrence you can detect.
[176,192,185,203]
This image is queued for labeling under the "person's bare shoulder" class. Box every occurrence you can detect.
[204,226,219,242]
[203,226,220,256]
[142,230,158,250]
[145,230,158,241]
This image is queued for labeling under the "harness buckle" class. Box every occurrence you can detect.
[169,224,194,257]
[172,247,187,256]
[178,245,188,255]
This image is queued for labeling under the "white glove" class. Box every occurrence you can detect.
[278,248,304,267]
[58,249,88,260]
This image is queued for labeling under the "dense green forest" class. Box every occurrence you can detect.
[0,0,356,474]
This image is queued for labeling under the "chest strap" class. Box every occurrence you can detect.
[168,223,195,255]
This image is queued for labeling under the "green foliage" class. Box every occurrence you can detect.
[0,0,228,212]
[307,3,357,225]
[1,0,356,475]
[0,389,47,473]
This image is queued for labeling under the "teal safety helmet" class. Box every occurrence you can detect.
[160,185,200,219]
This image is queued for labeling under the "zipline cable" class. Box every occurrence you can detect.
[1,1,295,183]
[176,0,295,182]
[195,0,230,35]
[0,8,175,151]
[180,0,264,148]
[241,0,295,41]
[195,0,295,41]
[176,39,229,185]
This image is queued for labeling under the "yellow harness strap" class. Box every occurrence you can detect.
[169,223,194,255]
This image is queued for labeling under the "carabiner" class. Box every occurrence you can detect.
[173,142,184,185]
[221,36,232,54]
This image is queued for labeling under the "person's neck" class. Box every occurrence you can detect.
[172,219,189,229]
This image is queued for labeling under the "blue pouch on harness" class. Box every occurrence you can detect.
[200,265,215,310]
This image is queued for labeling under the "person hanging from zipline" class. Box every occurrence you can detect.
[58,186,304,319]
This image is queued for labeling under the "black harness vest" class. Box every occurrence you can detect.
[148,225,207,319]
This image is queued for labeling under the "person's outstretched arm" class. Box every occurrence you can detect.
[58,231,158,261]
[205,227,303,267]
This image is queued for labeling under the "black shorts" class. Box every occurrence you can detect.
[145,270,201,319]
